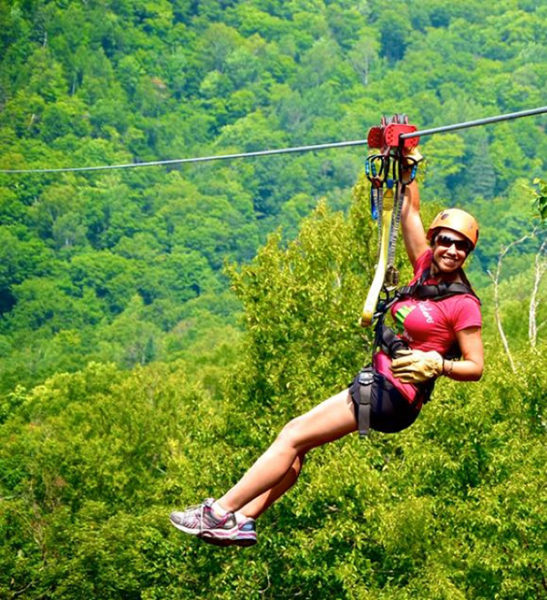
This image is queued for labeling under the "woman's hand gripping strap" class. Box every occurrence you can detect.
[390,349,443,383]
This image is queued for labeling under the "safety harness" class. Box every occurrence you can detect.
[356,270,479,437]
[356,115,479,436]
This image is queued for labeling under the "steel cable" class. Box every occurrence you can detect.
[0,106,545,175]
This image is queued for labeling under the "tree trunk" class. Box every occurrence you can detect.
[529,240,546,348]
[488,233,532,373]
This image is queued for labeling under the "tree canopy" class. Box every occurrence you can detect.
[0,1,545,597]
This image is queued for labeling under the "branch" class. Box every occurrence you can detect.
[529,240,546,347]
[488,232,534,372]
[488,267,516,373]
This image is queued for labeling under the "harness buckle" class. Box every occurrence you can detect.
[358,370,374,386]
[385,265,399,287]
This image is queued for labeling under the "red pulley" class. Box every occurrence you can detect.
[366,115,420,153]
[367,126,384,149]
[383,123,419,150]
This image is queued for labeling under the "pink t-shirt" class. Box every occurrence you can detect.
[374,249,482,403]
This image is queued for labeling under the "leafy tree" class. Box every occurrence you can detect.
[0,0,545,440]
[348,28,380,86]
[533,177,546,221]
[463,133,497,200]
[0,228,53,315]
[376,8,412,63]
[422,133,466,201]
[0,192,545,599]
[226,180,381,421]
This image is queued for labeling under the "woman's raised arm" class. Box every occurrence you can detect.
[401,180,429,268]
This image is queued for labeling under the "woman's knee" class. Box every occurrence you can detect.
[276,416,313,454]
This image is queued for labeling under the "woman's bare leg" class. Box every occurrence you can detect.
[217,389,356,514]
[238,451,305,519]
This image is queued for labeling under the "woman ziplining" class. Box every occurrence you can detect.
[169,133,484,548]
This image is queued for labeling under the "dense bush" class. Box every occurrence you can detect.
[1,197,545,598]
[0,0,545,391]
[0,1,545,597]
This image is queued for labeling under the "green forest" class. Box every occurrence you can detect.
[0,0,545,598]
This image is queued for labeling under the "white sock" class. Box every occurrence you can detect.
[235,511,254,524]
[211,501,228,518]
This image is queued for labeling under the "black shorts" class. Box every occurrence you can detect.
[349,368,420,434]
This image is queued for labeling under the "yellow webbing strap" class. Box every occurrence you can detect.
[360,186,394,327]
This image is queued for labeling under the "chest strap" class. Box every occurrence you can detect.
[397,267,478,302]
[398,280,473,300]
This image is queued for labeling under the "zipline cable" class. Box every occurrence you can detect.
[0,139,370,174]
[400,106,547,140]
[0,106,545,175]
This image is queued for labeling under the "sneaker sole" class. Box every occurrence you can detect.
[201,534,257,548]
[169,516,239,539]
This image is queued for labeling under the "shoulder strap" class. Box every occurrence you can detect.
[398,268,480,302]
[412,281,476,300]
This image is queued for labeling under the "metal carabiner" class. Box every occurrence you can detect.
[396,155,418,185]
[365,154,386,183]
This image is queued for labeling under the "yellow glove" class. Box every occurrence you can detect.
[390,349,443,383]
[401,147,423,183]
[404,146,423,164]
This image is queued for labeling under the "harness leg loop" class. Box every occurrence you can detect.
[357,367,375,437]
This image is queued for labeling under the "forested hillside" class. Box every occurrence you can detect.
[0,1,546,598]
[0,0,545,388]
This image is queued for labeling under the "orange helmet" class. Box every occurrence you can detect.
[427,208,479,249]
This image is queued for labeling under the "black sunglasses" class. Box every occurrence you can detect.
[435,234,471,253]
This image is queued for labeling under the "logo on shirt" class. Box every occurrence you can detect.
[418,303,434,324]
[394,305,415,334]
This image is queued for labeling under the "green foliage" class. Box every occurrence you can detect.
[0,360,242,598]
[533,178,546,221]
[0,197,545,598]
[0,0,546,390]
[0,3,546,596]
[225,176,406,425]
